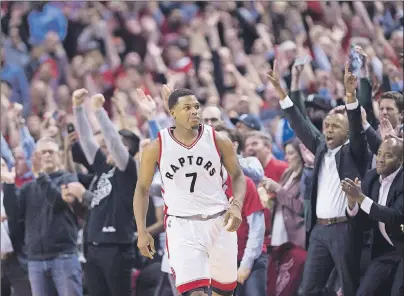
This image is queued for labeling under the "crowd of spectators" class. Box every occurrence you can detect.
[1,1,403,296]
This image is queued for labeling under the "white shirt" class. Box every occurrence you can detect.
[280,96,355,219]
[348,167,402,246]
[1,190,14,254]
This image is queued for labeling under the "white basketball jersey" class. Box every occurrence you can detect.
[158,124,230,216]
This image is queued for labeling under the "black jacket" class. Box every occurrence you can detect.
[283,102,372,232]
[7,171,79,260]
[2,184,25,254]
[348,167,404,256]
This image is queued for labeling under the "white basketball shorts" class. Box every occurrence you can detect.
[165,213,238,294]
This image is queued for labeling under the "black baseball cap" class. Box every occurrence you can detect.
[119,129,140,157]
[231,114,263,131]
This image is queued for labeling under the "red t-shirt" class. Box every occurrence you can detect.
[225,176,266,261]
[264,157,288,182]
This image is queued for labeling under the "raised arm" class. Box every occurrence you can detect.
[344,63,372,172]
[91,94,130,172]
[72,89,100,165]
[133,139,160,259]
[268,60,322,154]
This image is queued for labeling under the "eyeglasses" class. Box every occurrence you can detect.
[39,149,57,155]
[204,118,219,123]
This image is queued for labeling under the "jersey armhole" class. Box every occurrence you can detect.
[157,131,163,168]
[211,127,222,160]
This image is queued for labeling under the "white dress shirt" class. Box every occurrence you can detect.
[280,96,356,219]
[1,190,14,254]
[348,167,402,246]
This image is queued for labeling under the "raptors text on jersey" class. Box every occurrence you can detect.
[157,124,230,217]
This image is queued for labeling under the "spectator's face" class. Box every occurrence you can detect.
[379,99,400,128]
[27,115,41,140]
[13,147,29,177]
[390,31,404,54]
[323,113,349,149]
[166,45,184,65]
[285,144,302,172]
[244,136,271,162]
[202,106,222,128]
[376,139,402,176]
[171,95,201,130]
[44,118,60,138]
[56,85,71,108]
[37,140,60,173]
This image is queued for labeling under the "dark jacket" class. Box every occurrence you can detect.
[9,171,78,260]
[2,184,25,254]
[348,167,404,256]
[283,103,372,232]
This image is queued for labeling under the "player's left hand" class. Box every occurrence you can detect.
[237,267,251,284]
[223,203,242,232]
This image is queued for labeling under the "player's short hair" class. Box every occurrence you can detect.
[214,124,244,154]
[168,88,195,110]
[244,130,273,148]
[380,91,404,113]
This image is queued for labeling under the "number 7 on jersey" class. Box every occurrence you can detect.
[185,172,197,193]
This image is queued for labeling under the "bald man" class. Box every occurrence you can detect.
[343,138,404,296]
[202,105,223,129]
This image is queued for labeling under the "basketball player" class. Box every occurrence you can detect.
[133,88,247,296]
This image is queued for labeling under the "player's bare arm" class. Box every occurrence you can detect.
[133,138,160,259]
[216,131,247,232]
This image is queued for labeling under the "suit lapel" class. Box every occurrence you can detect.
[386,167,404,206]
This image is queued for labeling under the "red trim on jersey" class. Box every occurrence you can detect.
[211,128,221,158]
[177,279,211,294]
[157,132,163,166]
[164,214,170,259]
[168,124,204,149]
[211,279,237,291]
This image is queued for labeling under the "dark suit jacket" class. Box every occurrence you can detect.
[2,183,25,254]
[283,102,372,232]
[349,167,404,255]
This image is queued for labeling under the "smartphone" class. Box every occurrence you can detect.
[67,123,75,133]
[349,45,363,73]
[52,111,59,120]
[294,55,311,66]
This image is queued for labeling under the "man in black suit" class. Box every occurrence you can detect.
[1,158,32,296]
[267,61,372,295]
[342,137,404,296]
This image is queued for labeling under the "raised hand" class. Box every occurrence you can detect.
[344,62,357,94]
[267,60,281,87]
[91,93,106,110]
[72,88,89,107]
[161,84,172,111]
[380,117,395,140]
[135,89,156,120]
